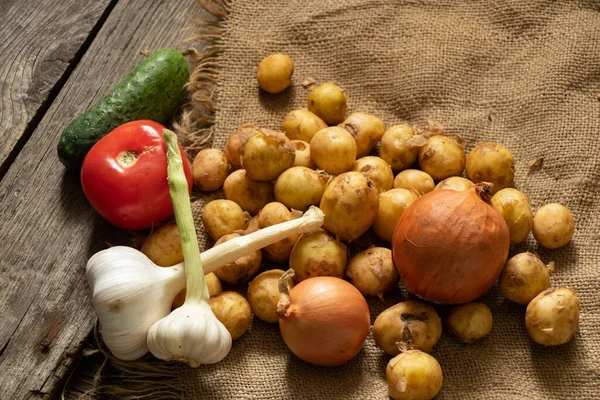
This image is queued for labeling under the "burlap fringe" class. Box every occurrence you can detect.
[65,1,231,398]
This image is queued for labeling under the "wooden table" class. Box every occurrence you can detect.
[0,1,202,397]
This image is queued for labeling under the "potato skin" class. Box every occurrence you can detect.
[256,53,294,94]
[213,233,262,284]
[289,230,347,282]
[393,169,435,196]
[307,82,347,125]
[418,135,466,182]
[223,169,274,215]
[386,351,443,400]
[339,112,385,158]
[379,125,418,172]
[310,127,357,175]
[290,140,316,168]
[225,124,259,170]
[141,223,183,267]
[274,167,330,211]
[491,188,533,244]
[525,287,579,346]
[257,202,300,263]
[373,301,442,355]
[532,203,575,249]
[498,252,550,304]
[372,188,418,243]
[319,172,379,241]
[209,292,252,340]
[435,176,475,192]
[201,199,246,241]
[192,148,229,192]
[247,269,294,323]
[172,272,222,309]
[446,303,493,343]
[242,131,295,182]
[347,247,397,298]
[282,109,327,143]
[465,142,515,194]
[351,156,394,195]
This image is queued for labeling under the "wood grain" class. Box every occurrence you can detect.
[0,0,116,177]
[0,0,197,398]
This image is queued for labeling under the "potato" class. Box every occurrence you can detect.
[201,199,246,241]
[351,156,394,195]
[282,109,327,143]
[209,291,252,340]
[418,135,466,182]
[320,172,379,241]
[290,140,316,168]
[256,53,294,94]
[224,124,259,170]
[393,169,435,196]
[141,223,183,267]
[289,230,347,282]
[498,252,551,304]
[491,188,533,244]
[274,167,330,211]
[257,202,300,263]
[307,82,347,125]
[465,142,515,194]
[339,112,385,158]
[379,124,419,172]
[247,269,294,323]
[372,188,418,242]
[172,272,222,309]
[532,203,575,249]
[242,131,295,181]
[446,303,493,343]
[347,247,397,299]
[373,301,442,355]
[386,350,443,400]
[310,127,357,174]
[192,148,229,192]
[223,169,274,215]
[525,287,579,346]
[213,233,262,284]
[434,176,475,192]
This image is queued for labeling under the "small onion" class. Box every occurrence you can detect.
[277,269,370,366]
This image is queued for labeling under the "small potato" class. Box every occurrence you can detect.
[435,176,475,192]
[209,291,252,340]
[373,301,442,355]
[213,233,262,284]
[373,188,418,242]
[172,272,222,309]
[419,135,466,182]
[256,53,294,94]
[492,188,533,244]
[257,202,300,263]
[223,169,274,215]
[242,131,295,181]
[320,172,379,241]
[386,350,443,400]
[247,269,294,323]
[289,230,347,282]
[310,127,357,174]
[274,167,330,211]
[379,124,419,172]
[282,109,327,143]
[307,82,347,125]
[465,142,515,194]
[290,140,316,169]
[347,247,397,299]
[525,287,579,346]
[192,148,229,192]
[141,223,183,267]
[351,156,394,195]
[446,303,493,343]
[499,252,550,304]
[532,203,575,249]
[339,112,385,158]
[225,124,259,170]
[393,169,435,196]
[201,199,246,241]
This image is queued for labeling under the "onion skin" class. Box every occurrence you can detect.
[278,275,370,366]
[392,184,510,304]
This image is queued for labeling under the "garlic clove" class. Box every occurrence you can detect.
[147,301,232,366]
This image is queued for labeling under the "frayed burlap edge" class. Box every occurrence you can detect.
[64,1,231,398]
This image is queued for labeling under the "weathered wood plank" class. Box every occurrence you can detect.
[0,0,116,178]
[0,0,198,398]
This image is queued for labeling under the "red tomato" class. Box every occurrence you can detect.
[81,120,192,230]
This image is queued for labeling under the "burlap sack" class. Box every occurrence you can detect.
[83,0,600,398]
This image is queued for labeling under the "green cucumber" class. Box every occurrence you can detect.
[57,48,189,170]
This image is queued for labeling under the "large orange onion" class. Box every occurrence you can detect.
[276,270,370,366]
[392,183,510,304]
